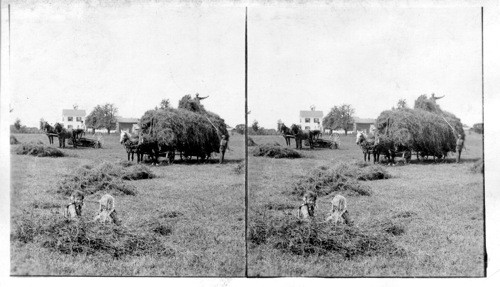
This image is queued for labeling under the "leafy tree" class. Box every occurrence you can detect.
[39,118,45,131]
[14,118,21,130]
[322,104,355,135]
[397,99,407,109]
[85,103,118,134]
[251,120,260,133]
[159,99,170,110]
[235,124,246,135]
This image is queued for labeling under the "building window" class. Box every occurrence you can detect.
[68,116,73,121]
[76,117,82,122]
[314,118,320,123]
[305,126,311,130]
[305,118,311,123]
[68,125,73,129]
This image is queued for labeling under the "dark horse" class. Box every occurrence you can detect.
[356,131,379,163]
[374,135,412,164]
[290,124,314,149]
[42,122,57,145]
[120,131,141,162]
[54,123,77,148]
[278,123,294,146]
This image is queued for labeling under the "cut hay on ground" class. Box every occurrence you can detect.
[12,211,174,258]
[247,137,257,146]
[139,96,229,159]
[291,161,390,197]
[10,135,19,144]
[253,144,302,159]
[15,142,65,157]
[249,211,405,258]
[55,162,156,196]
[470,158,484,174]
[376,95,464,158]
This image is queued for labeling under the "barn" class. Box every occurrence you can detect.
[352,117,375,133]
[116,117,140,133]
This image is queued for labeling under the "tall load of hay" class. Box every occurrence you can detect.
[139,95,229,159]
[376,95,464,158]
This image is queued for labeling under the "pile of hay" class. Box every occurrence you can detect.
[252,144,302,158]
[470,158,484,174]
[247,137,257,146]
[55,162,155,196]
[249,211,405,258]
[139,97,228,159]
[12,212,173,258]
[10,135,19,145]
[376,95,464,158]
[15,142,64,157]
[291,161,390,197]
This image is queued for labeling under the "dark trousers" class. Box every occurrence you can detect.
[456,148,463,163]
[219,148,226,163]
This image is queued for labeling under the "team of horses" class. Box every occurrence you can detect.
[279,123,320,149]
[356,131,412,164]
[42,121,85,148]
[119,131,177,164]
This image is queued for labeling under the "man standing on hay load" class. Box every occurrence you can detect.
[456,134,465,163]
[219,135,228,164]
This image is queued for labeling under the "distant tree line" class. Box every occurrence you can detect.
[233,121,278,136]
[10,118,43,134]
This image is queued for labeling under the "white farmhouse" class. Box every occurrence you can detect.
[62,108,86,129]
[299,106,323,131]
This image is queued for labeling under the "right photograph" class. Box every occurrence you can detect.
[247,7,484,277]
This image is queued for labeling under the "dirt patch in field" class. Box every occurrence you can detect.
[253,144,302,159]
[12,211,174,258]
[291,161,390,197]
[55,162,156,196]
[15,142,65,157]
[249,210,405,258]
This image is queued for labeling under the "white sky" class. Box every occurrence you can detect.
[249,7,483,128]
[1,2,485,130]
[5,2,245,128]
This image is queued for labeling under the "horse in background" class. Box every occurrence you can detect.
[356,131,379,163]
[120,131,141,162]
[290,124,314,149]
[42,122,57,145]
[54,123,77,148]
[278,123,294,146]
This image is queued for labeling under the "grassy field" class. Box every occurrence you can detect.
[10,133,245,276]
[248,133,485,277]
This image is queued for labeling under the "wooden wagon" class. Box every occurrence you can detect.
[68,137,102,148]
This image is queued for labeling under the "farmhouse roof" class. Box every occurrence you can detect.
[300,110,324,118]
[116,117,140,123]
[353,117,375,124]
[62,109,86,117]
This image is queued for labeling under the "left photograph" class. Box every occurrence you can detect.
[5,2,245,276]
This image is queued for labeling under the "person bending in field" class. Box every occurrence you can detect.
[93,194,121,225]
[64,190,85,220]
[456,134,465,163]
[297,191,317,220]
[325,194,353,226]
[219,135,228,164]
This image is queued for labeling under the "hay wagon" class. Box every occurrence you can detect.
[68,137,102,148]
[304,137,339,149]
